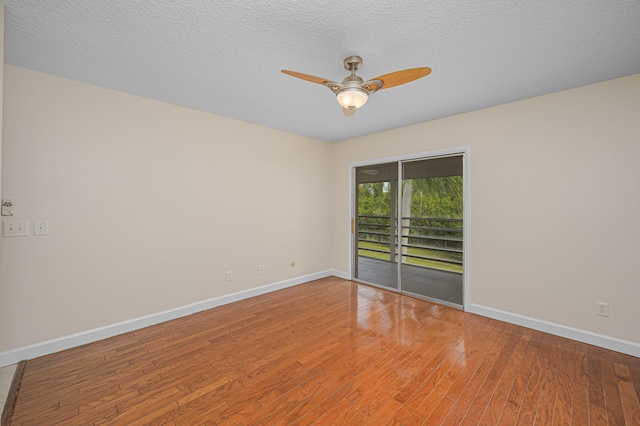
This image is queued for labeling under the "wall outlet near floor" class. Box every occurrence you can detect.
[225,271,232,282]
[596,301,609,317]
[258,265,264,275]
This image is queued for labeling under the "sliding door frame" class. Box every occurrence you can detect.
[348,146,471,309]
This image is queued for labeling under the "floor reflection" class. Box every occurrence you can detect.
[349,281,459,346]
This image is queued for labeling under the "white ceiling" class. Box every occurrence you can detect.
[4,1,640,142]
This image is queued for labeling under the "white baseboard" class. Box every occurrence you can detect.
[0,270,336,367]
[5,274,636,367]
[329,269,349,280]
[467,303,640,358]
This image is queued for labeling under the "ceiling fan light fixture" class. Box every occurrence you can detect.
[336,87,368,109]
[281,56,431,116]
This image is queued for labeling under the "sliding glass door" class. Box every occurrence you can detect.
[353,162,398,290]
[399,156,463,305]
[353,155,464,308]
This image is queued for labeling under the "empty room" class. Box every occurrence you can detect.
[1,1,640,425]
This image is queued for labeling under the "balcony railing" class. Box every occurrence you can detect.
[357,215,463,273]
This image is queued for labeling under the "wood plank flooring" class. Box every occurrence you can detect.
[8,277,640,425]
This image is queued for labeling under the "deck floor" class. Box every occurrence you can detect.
[356,256,463,305]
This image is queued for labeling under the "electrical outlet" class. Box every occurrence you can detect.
[225,271,232,282]
[258,265,264,275]
[596,301,609,317]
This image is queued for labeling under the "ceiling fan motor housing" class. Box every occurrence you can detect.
[343,55,364,71]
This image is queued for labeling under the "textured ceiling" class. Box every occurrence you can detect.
[4,1,640,142]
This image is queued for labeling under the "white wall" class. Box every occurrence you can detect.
[0,65,332,353]
[331,73,640,348]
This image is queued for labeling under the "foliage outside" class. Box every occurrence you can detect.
[357,176,463,273]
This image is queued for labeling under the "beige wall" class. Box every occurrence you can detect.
[0,65,332,352]
[2,63,639,356]
[331,73,640,344]
[0,5,4,337]
[0,3,3,202]
[0,6,4,324]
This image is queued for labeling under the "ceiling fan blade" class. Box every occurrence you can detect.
[281,70,332,85]
[342,107,356,117]
[372,67,432,90]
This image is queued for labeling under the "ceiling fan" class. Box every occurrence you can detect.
[282,56,431,117]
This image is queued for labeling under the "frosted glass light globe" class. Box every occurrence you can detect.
[336,88,368,109]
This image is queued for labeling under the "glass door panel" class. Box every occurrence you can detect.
[354,162,398,290]
[400,156,464,307]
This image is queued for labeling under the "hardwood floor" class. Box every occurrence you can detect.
[8,277,640,425]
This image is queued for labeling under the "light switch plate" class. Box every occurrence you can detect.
[3,220,29,237]
[34,220,49,236]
